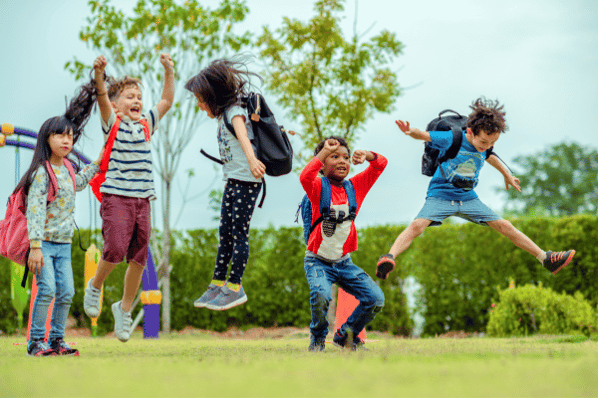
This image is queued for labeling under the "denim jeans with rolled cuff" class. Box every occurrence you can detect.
[304,254,384,340]
[28,241,74,344]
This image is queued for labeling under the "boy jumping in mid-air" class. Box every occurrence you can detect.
[376,97,575,280]
[83,54,174,342]
[301,137,386,351]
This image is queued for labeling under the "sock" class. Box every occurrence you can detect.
[536,251,547,264]
[211,279,226,287]
[227,282,241,292]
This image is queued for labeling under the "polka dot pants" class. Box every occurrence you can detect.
[212,178,262,285]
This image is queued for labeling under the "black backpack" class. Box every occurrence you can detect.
[422,109,467,177]
[223,93,293,177]
[200,93,293,207]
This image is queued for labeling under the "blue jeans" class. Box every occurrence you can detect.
[304,255,384,340]
[29,241,74,342]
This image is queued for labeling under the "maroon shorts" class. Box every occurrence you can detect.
[100,194,151,266]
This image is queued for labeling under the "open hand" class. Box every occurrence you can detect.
[505,175,521,192]
[395,120,411,135]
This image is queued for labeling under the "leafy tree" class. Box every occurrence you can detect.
[257,0,403,167]
[499,142,598,216]
[66,0,251,333]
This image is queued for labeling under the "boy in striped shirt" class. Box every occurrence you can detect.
[84,54,174,342]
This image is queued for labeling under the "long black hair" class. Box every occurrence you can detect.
[13,78,99,196]
[184,55,262,118]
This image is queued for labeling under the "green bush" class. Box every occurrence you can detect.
[409,214,598,336]
[2,214,595,337]
[487,283,597,337]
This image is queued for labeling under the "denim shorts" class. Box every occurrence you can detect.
[415,197,501,226]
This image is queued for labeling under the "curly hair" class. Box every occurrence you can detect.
[467,97,508,135]
[185,55,262,118]
[107,76,142,102]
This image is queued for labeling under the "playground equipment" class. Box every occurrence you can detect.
[334,288,367,341]
[84,244,103,337]
[10,262,29,335]
[2,123,162,339]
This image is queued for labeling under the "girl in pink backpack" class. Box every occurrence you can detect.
[13,80,104,357]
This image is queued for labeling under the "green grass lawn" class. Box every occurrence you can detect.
[1,331,597,398]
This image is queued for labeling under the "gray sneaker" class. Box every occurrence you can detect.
[112,301,132,342]
[84,279,101,318]
[194,284,223,308]
[205,285,247,311]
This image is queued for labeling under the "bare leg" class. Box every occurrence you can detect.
[91,258,118,290]
[121,261,144,313]
[389,218,433,258]
[487,219,543,257]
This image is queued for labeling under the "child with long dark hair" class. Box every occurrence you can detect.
[185,57,265,310]
[19,79,104,357]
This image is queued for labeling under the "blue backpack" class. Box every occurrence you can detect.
[296,177,357,245]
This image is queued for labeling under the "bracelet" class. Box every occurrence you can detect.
[97,91,107,96]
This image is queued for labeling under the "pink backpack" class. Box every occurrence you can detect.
[0,160,76,285]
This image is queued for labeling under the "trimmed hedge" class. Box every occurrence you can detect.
[399,214,598,336]
[487,284,597,337]
[1,215,595,337]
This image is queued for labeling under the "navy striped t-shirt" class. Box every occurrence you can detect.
[100,107,158,200]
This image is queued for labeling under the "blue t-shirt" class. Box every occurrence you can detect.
[426,131,490,201]
[217,105,261,183]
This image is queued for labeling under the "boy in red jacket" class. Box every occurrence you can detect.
[300,137,387,351]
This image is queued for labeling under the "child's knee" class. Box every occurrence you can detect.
[311,288,332,306]
[409,219,428,236]
[490,219,515,235]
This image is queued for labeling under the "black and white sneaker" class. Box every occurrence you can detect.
[543,250,576,275]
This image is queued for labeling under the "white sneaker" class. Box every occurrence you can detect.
[84,279,101,318]
[112,301,132,342]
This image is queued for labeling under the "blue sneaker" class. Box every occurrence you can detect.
[205,285,247,311]
[194,284,223,308]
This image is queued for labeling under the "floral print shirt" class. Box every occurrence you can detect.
[26,161,99,246]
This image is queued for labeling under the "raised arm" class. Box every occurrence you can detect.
[487,154,521,192]
[395,120,431,142]
[156,53,175,120]
[93,56,112,124]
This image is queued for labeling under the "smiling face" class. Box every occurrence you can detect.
[321,145,351,183]
[194,94,215,119]
[466,128,500,153]
[47,128,74,165]
[112,84,143,121]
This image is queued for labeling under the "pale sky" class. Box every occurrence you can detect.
[1,0,597,231]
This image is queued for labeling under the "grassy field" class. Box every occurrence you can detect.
[1,330,597,398]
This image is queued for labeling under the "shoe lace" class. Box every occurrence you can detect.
[550,252,565,262]
[123,312,132,330]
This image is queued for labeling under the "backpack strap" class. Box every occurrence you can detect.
[139,118,150,142]
[308,177,357,237]
[44,161,60,203]
[63,159,77,192]
[437,128,463,179]
[100,117,122,173]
